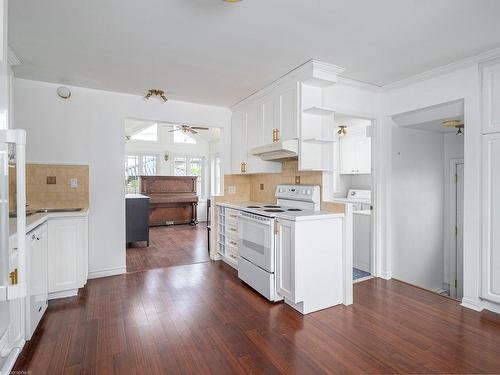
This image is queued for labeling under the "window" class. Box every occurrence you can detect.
[174,156,205,198]
[211,155,221,196]
[130,123,158,142]
[173,126,196,144]
[125,154,158,193]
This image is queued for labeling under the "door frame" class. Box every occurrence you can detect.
[447,158,464,299]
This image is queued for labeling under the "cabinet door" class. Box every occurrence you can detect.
[48,218,86,293]
[276,219,297,302]
[230,111,247,174]
[356,137,372,174]
[482,60,500,134]
[339,137,357,174]
[262,97,275,144]
[482,133,500,303]
[279,85,298,140]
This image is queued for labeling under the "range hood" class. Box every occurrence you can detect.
[250,139,298,161]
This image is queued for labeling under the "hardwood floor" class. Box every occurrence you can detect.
[126,223,210,273]
[13,260,500,374]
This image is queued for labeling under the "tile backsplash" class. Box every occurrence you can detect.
[9,164,89,211]
[220,160,344,213]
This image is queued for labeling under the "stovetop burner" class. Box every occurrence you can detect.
[287,208,302,211]
[263,205,281,208]
[246,205,261,208]
[263,209,285,212]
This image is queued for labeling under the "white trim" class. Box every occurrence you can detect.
[383,46,500,91]
[461,297,484,312]
[48,289,78,300]
[378,271,392,280]
[87,266,126,279]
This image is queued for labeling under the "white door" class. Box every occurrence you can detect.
[279,85,298,141]
[238,212,274,272]
[276,219,297,302]
[456,163,464,300]
[482,133,500,303]
[262,96,275,145]
[48,218,86,294]
[339,137,357,174]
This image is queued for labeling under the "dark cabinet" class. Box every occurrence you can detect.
[126,194,150,246]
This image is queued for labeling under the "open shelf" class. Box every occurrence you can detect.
[303,138,335,144]
[303,106,336,116]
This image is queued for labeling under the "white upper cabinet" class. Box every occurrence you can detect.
[482,133,500,303]
[340,136,371,174]
[231,111,247,174]
[482,59,500,134]
[278,85,299,141]
[262,96,276,145]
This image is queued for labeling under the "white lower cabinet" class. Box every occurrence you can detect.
[25,223,48,340]
[482,133,500,303]
[275,216,344,314]
[48,217,88,299]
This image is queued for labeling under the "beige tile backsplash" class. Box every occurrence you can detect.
[221,160,344,213]
[9,164,89,211]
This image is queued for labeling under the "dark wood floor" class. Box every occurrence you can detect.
[126,224,210,273]
[13,259,500,374]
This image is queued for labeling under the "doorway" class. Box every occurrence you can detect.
[123,119,223,273]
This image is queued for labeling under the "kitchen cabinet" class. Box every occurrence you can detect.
[231,110,248,174]
[48,216,88,299]
[482,133,500,303]
[481,59,500,134]
[25,223,48,340]
[340,136,371,174]
[275,219,299,302]
[275,216,344,314]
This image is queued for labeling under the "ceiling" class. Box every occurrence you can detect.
[9,0,500,107]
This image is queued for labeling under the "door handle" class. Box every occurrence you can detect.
[9,268,18,285]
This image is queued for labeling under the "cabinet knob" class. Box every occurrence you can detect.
[272,128,280,143]
[240,162,247,173]
[9,268,18,285]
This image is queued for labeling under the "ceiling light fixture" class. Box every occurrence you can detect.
[223,0,242,2]
[442,119,464,136]
[57,86,71,99]
[337,125,348,137]
[145,89,168,102]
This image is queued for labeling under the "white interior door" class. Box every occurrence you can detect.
[456,163,464,300]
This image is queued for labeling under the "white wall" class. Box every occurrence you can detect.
[13,78,231,278]
[391,126,445,291]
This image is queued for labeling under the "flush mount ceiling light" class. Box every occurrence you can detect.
[337,125,348,137]
[57,86,71,99]
[442,119,464,136]
[145,89,168,102]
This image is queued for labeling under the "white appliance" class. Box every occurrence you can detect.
[249,139,298,161]
[237,185,320,301]
[0,129,27,373]
[353,210,371,273]
[334,189,371,210]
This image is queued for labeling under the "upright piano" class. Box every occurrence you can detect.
[140,176,199,226]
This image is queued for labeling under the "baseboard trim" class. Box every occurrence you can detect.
[88,267,126,279]
[461,297,484,312]
[482,299,500,314]
[378,271,392,280]
[49,289,78,300]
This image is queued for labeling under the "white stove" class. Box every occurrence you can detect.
[238,185,321,218]
[236,185,320,301]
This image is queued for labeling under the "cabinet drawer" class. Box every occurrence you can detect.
[225,209,240,220]
[225,223,239,237]
[225,237,239,252]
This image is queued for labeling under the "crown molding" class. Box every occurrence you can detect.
[382,46,500,91]
[7,46,21,66]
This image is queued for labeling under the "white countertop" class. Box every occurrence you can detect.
[215,201,344,222]
[353,209,372,216]
[332,198,371,205]
[9,209,89,242]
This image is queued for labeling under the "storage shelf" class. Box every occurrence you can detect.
[303,106,336,116]
[303,138,335,144]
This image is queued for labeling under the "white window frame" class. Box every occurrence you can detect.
[173,154,205,199]
[125,153,159,193]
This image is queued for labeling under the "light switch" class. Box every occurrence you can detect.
[228,185,236,194]
[70,178,78,189]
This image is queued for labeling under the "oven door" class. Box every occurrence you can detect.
[238,211,274,272]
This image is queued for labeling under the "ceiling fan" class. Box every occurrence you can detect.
[169,125,209,135]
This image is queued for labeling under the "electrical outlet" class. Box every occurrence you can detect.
[70,178,78,189]
[295,176,301,184]
[260,183,264,190]
[228,185,236,194]
[47,176,56,184]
